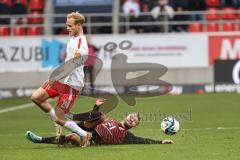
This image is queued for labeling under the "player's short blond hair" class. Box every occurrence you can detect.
[67,11,85,25]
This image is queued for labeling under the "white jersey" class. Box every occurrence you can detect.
[64,35,88,91]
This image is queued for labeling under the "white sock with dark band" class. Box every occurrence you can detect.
[64,121,87,137]
[47,108,56,121]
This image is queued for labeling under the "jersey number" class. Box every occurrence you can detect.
[104,122,116,130]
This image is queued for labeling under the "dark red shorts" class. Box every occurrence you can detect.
[42,80,79,113]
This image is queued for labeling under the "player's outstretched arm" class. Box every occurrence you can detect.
[66,111,102,121]
[66,98,106,121]
[122,132,173,144]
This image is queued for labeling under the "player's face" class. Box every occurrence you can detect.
[124,113,139,128]
[66,18,80,36]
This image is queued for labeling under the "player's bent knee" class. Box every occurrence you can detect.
[31,92,39,104]
[31,92,43,105]
[31,88,49,104]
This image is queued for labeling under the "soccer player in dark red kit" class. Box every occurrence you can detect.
[26,99,173,146]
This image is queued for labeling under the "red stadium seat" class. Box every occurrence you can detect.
[188,22,203,32]
[206,0,220,7]
[1,0,12,6]
[29,0,44,11]
[206,8,220,20]
[222,22,236,31]
[27,26,42,35]
[207,23,219,32]
[12,26,26,36]
[0,26,9,36]
[27,11,44,24]
[18,0,28,6]
[238,23,240,31]
[221,7,235,20]
[237,8,240,18]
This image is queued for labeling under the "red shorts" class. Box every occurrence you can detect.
[42,80,79,113]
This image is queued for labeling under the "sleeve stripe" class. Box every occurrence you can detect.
[78,38,82,49]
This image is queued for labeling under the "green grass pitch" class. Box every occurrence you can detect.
[0,93,240,160]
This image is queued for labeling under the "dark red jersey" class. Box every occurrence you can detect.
[95,118,128,144]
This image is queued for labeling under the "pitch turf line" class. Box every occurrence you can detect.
[0,102,35,114]
[0,99,55,114]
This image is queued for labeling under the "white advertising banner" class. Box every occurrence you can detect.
[0,37,68,71]
[0,34,208,71]
[92,34,209,69]
[0,37,42,70]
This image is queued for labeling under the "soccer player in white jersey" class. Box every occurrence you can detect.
[31,11,91,147]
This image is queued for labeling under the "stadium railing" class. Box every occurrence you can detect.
[1,9,240,36]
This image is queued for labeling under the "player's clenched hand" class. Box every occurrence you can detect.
[96,98,106,106]
[49,77,56,86]
[73,49,81,63]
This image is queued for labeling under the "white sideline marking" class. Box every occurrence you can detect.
[0,102,35,114]
[0,99,55,114]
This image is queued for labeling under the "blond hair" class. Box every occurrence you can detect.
[67,11,85,25]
